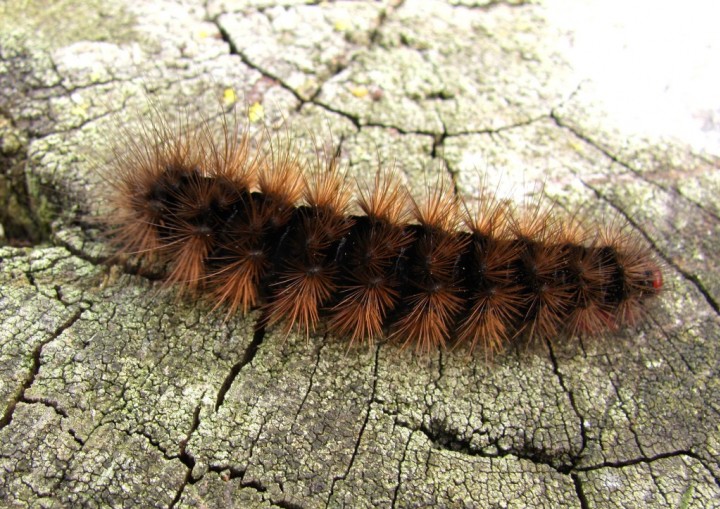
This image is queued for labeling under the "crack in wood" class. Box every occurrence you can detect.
[215,322,266,411]
[389,429,413,509]
[551,110,720,223]
[570,473,590,509]
[325,344,381,507]
[0,308,83,430]
[545,339,587,472]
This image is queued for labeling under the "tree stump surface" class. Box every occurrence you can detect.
[1,1,718,507]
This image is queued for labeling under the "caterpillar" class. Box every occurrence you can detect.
[100,108,663,355]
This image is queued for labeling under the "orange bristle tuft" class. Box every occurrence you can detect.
[391,231,469,352]
[356,168,410,226]
[410,180,461,232]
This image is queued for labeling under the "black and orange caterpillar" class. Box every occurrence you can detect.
[101,111,663,355]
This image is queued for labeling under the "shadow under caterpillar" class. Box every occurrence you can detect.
[99,108,663,355]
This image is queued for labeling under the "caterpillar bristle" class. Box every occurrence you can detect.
[100,108,664,356]
[264,257,338,338]
[258,139,305,211]
[510,204,560,244]
[599,226,663,329]
[258,147,354,337]
[209,191,274,315]
[328,173,413,345]
[391,231,469,352]
[464,192,509,240]
[208,137,300,316]
[104,112,203,259]
[410,179,461,231]
[562,242,615,336]
[304,157,352,216]
[356,168,410,226]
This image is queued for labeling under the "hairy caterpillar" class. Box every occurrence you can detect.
[100,109,663,355]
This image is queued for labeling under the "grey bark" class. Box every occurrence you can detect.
[1,0,718,508]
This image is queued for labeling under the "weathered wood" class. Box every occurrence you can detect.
[1,1,718,507]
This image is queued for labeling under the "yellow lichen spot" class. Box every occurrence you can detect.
[298,79,318,98]
[223,88,238,107]
[248,102,264,123]
[568,140,584,152]
[89,68,103,83]
[351,86,369,98]
[71,102,89,118]
[334,19,350,31]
